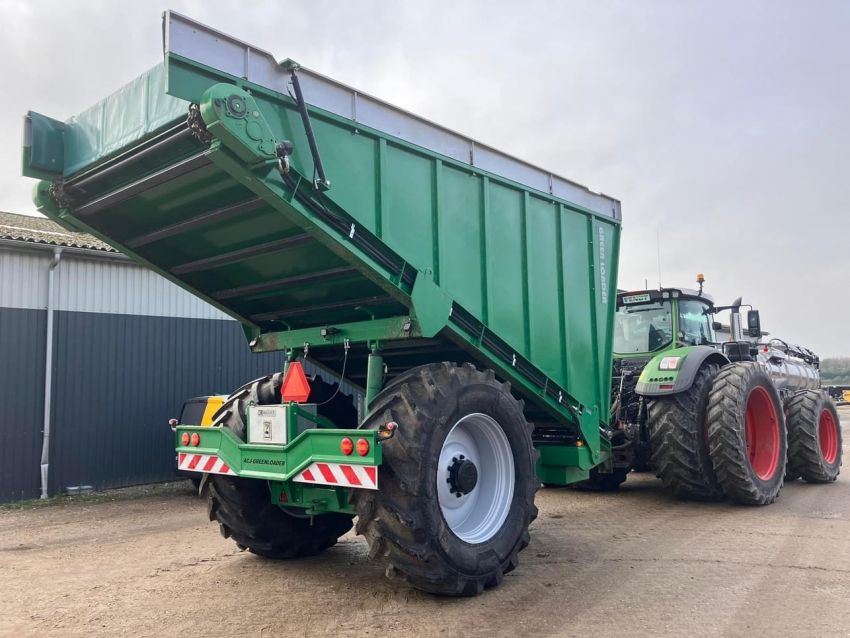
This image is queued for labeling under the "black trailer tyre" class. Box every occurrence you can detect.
[706,363,787,505]
[207,373,353,558]
[647,364,724,501]
[786,390,842,483]
[352,362,538,596]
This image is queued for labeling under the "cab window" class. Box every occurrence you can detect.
[614,302,673,354]
[678,299,714,345]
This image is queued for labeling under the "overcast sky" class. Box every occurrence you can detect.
[2,0,848,356]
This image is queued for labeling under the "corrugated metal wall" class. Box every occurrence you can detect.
[0,308,47,502]
[0,243,361,502]
[48,312,281,493]
[0,245,231,319]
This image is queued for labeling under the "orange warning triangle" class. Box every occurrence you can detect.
[281,361,311,403]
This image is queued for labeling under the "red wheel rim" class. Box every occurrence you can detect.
[744,387,780,480]
[818,409,839,464]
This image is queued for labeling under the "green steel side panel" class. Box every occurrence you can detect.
[526,196,563,382]
[439,165,484,316]
[383,146,434,271]
[561,213,596,408]
[594,218,620,407]
[485,182,526,351]
[312,125,380,234]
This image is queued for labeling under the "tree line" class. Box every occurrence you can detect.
[822,357,850,386]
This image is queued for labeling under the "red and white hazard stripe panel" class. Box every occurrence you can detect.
[295,462,378,490]
[177,453,236,476]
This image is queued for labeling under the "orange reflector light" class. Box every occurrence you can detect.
[190,432,200,447]
[180,432,190,446]
[281,361,311,403]
[356,438,370,456]
[340,437,354,456]
[378,421,399,440]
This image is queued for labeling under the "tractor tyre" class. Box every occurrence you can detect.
[576,467,630,491]
[648,364,724,501]
[206,373,353,559]
[786,390,842,483]
[351,362,538,596]
[706,363,787,505]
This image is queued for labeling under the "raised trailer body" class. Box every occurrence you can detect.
[24,11,621,481]
[23,11,622,595]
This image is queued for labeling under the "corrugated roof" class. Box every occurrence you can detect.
[0,211,115,252]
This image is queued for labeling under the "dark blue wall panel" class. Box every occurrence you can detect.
[0,308,47,502]
[47,312,281,495]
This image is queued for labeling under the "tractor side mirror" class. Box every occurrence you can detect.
[711,321,723,331]
[747,310,761,338]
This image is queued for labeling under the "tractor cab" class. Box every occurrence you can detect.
[613,287,717,359]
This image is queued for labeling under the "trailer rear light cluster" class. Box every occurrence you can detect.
[340,437,354,456]
[180,432,201,447]
[356,438,370,456]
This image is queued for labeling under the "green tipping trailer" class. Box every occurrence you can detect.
[22,11,621,595]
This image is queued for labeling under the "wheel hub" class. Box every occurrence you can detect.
[436,413,515,544]
[447,456,478,496]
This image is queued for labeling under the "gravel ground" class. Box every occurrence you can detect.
[3,406,849,637]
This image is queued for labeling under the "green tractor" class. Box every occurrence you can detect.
[594,276,842,504]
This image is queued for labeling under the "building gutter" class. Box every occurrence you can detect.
[40,246,62,499]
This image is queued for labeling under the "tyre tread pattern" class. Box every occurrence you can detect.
[351,362,538,596]
[648,364,724,501]
[207,374,353,559]
[706,363,786,505]
[786,390,842,483]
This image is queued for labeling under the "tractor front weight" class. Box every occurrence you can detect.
[175,405,391,515]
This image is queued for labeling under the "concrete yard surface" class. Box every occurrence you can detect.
[3,407,850,637]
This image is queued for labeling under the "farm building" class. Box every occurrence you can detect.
[0,211,358,502]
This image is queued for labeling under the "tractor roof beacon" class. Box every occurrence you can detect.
[598,274,841,504]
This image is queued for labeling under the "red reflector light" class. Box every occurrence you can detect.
[340,437,354,456]
[190,432,200,447]
[660,384,674,390]
[180,432,190,446]
[356,438,370,456]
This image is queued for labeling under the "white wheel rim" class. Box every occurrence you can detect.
[437,413,515,544]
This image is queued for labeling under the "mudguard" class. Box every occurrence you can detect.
[635,345,729,397]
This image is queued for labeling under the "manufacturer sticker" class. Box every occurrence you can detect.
[598,226,608,304]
